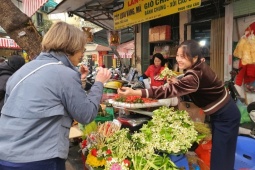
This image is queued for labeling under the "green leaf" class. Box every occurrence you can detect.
[101,146,107,151]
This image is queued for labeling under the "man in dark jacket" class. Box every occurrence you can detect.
[0,55,25,112]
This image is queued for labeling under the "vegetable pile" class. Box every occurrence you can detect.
[113,94,157,103]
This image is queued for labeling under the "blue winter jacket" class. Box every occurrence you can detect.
[0,51,103,163]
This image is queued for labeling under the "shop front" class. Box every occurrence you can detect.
[84,43,112,68]
[0,37,22,58]
[113,40,134,68]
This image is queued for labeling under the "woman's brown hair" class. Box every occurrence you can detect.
[41,22,87,56]
[178,40,202,61]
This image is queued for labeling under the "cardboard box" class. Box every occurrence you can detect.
[159,25,171,41]
[149,28,154,42]
[149,25,171,42]
[149,26,160,42]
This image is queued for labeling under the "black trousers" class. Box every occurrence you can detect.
[0,158,65,170]
[210,98,241,170]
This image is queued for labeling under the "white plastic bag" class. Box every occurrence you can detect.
[143,78,151,89]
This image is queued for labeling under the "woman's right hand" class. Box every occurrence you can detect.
[118,87,142,96]
[95,67,111,84]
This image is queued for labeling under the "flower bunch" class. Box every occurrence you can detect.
[159,67,177,78]
[85,146,112,168]
[81,132,111,168]
[81,121,122,169]
[105,128,177,170]
[138,106,201,154]
[86,151,106,168]
[82,107,201,169]
[105,157,131,170]
[106,128,134,160]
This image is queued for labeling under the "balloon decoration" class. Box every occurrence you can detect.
[234,22,255,65]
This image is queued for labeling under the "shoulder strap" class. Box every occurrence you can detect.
[10,61,63,94]
[0,71,12,77]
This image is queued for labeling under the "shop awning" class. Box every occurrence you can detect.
[117,40,134,53]
[0,38,21,49]
[49,0,124,30]
[23,0,48,17]
[44,0,57,8]
[95,45,111,52]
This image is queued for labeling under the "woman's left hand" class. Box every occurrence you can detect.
[167,77,178,84]
[80,65,89,79]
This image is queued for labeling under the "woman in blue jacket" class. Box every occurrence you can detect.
[0,22,111,170]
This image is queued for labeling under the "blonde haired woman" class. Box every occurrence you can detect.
[0,22,111,170]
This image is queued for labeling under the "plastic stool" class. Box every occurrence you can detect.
[234,135,255,170]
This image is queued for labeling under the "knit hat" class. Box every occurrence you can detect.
[7,55,25,71]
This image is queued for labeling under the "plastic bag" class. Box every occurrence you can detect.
[195,140,212,168]
[236,99,251,124]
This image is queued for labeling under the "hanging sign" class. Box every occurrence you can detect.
[113,0,201,30]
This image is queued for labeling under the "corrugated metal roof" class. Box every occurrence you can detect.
[49,0,124,30]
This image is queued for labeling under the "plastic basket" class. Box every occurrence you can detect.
[234,135,255,170]
[169,154,189,170]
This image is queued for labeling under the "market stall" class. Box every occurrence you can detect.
[75,88,213,170]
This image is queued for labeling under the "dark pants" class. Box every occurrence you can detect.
[210,98,241,170]
[0,158,65,170]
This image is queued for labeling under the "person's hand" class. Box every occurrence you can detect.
[167,76,178,84]
[80,65,89,79]
[95,67,111,84]
[117,87,142,96]
[118,87,133,96]
[201,58,205,62]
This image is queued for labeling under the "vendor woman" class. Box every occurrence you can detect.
[118,40,241,170]
[139,53,166,87]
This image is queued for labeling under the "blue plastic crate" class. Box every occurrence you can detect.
[234,136,255,170]
[169,154,190,170]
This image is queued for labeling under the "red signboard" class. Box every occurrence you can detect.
[0,38,21,49]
